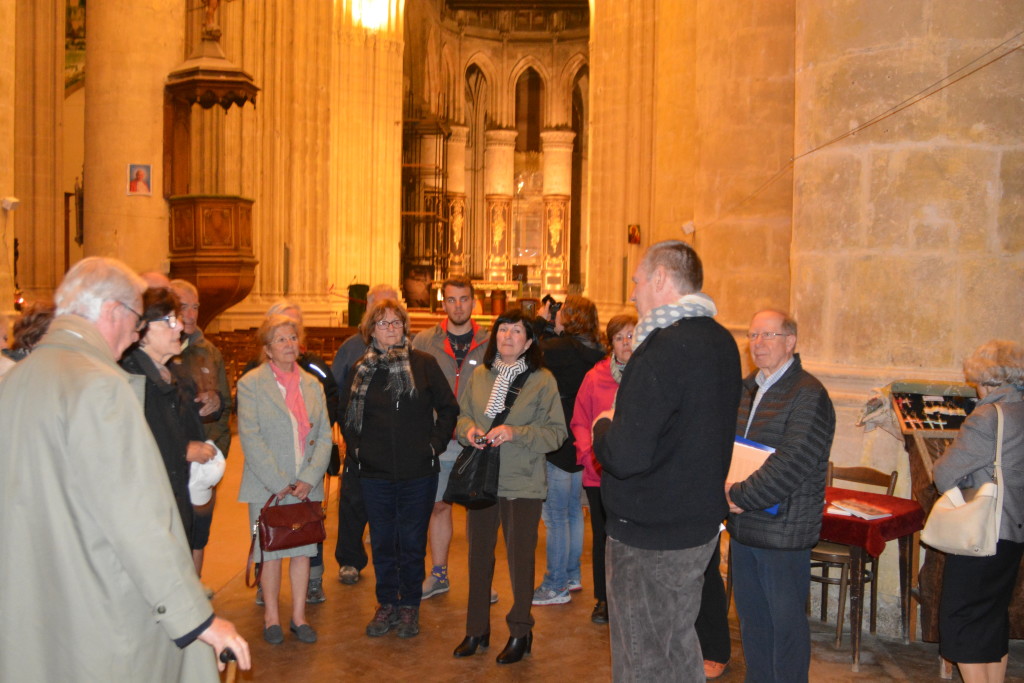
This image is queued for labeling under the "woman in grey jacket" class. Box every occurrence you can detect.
[238,314,332,646]
[452,308,567,665]
[934,340,1024,683]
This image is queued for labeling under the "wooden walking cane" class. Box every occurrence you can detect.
[220,648,238,683]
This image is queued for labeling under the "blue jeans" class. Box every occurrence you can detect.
[607,533,717,682]
[730,539,812,683]
[361,474,437,607]
[540,463,583,590]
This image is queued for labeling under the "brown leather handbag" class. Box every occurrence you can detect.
[245,494,326,587]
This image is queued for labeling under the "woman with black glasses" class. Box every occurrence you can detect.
[340,299,459,640]
[120,287,220,547]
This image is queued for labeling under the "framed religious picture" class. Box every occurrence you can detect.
[127,164,152,196]
[627,223,641,244]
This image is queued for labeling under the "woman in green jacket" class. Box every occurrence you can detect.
[452,308,567,665]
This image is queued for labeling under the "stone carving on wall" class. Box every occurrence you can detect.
[450,197,465,251]
[542,195,569,292]
[491,202,507,250]
[486,196,512,280]
[547,202,563,254]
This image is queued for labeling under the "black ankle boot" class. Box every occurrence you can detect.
[591,600,609,624]
[496,631,532,664]
[453,633,489,657]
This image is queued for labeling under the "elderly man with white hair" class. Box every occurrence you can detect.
[0,257,250,681]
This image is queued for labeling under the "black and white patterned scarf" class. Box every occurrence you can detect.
[484,357,529,418]
[344,340,415,434]
[632,293,718,349]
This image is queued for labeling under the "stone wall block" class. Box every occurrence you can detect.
[798,54,946,149]
[998,150,1024,253]
[960,258,1024,344]
[792,151,862,250]
[943,43,1024,145]
[931,4,1023,41]
[866,147,994,252]
[789,255,837,362]
[828,254,956,369]
[800,0,925,56]
[714,270,791,325]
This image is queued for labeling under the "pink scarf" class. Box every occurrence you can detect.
[270,362,311,453]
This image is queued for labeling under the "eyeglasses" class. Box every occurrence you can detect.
[151,314,179,329]
[270,334,298,346]
[747,332,790,341]
[375,319,404,329]
[612,333,633,343]
[117,301,145,332]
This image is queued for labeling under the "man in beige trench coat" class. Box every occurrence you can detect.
[0,257,250,681]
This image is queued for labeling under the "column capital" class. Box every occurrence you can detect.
[484,128,518,149]
[449,124,469,145]
[540,129,576,151]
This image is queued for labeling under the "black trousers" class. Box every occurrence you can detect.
[696,540,731,665]
[584,486,608,602]
[333,458,369,570]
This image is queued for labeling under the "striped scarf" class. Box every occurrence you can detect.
[610,356,628,384]
[344,340,415,434]
[632,293,718,349]
[484,357,528,418]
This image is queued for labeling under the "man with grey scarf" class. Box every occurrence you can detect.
[593,241,741,682]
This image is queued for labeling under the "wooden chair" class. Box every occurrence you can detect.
[810,462,898,647]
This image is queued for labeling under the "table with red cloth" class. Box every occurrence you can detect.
[820,486,925,670]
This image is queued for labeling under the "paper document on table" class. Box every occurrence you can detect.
[832,499,892,520]
[728,437,779,515]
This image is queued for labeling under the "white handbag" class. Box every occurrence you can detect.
[921,404,1004,557]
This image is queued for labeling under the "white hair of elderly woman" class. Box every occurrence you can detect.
[55,257,146,321]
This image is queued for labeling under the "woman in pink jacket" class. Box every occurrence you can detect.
[570,313,636,624]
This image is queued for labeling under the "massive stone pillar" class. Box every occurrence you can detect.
[483,129,517,281]
[82,1,185,271]
[13,0,64,299]
[327,4,405,315]
[447,125,469,276]
[693,0,794,331]
[587,0,693,313]
[540,129,575,294]
[0,0,15,313]
[792,0,1024,633]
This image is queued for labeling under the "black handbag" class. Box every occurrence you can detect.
[444,369,532,509]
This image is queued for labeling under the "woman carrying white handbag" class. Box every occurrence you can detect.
[931,340,1024,683]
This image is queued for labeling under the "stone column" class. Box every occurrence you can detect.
[540,129,575,294]
[82,1,185,270]
[0,0,15,311]
[483,129,517,281]
[327,6,405,310]
[13,0,64,299]
[586,0,660,311]
[447,125,469,276]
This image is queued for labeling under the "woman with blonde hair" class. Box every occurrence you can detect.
[237,314,332,645]
[934,339,1024,683]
